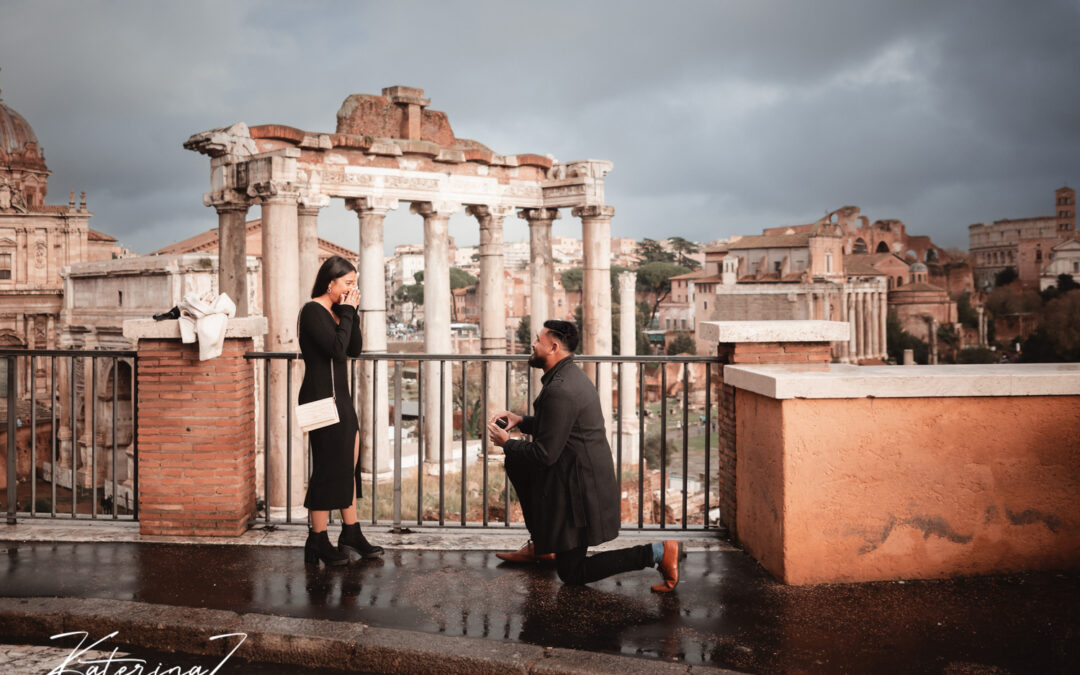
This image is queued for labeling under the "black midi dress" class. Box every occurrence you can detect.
[298,300,363,510]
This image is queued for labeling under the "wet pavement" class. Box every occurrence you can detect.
[1,536,1077,673]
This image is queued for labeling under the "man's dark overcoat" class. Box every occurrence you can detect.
[504,356,621,554]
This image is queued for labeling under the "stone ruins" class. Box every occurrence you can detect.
[185,86,618,514]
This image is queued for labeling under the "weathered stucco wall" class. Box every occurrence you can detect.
[737,391,1080,585]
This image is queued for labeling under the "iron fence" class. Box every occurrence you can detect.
[246,351,723,532]
[2,347,724,532]
[2,348,138,523]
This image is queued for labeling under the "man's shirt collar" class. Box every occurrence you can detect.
[541,354,575,386]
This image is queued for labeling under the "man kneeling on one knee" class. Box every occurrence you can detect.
[486,320,682,592]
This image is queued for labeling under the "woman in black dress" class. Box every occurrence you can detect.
[299,255,384,565]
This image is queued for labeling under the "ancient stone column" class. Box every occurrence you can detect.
[852,290,863,362]
[412,201,458,465]
[879,287,889,360]
[929,317,939,364]
[520,207,559,399]
[520,207,559,330]
[617,271,639,464]
[468,204,511,414]
[297,192,330,302]
[868,285,876,358]
[862,291,872,361]
[575,205,615,430]
[347,196,398,474]
[977,306,986,346]
[250,180,304,518]
[846,289,857,363]
[211,199,250,317]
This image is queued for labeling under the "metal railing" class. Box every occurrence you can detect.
[246,351,723,532]
[3,347,723,532]
[2,349,138,523]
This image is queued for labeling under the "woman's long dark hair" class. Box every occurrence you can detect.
[311,255,357,299]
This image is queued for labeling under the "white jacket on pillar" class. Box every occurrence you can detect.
[178,292,237,361]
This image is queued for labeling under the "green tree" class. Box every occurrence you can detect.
[1033,290,1080,361]
[956,291,979,330]
[395,270,425,310]
[667,333,696,355]
[449,267,477,290]
[937,323,958,349]
[514,316,531,354]
[667,237,701,270]
[394,284,423,304]
[636,301,653,354]
[1058,273,1080,293]
[636,238,675,264]
[994,266,1018,287]
[636,261,690,328]
[985,284,1042,318]
[560,268,583,293]
[886,310,928,364]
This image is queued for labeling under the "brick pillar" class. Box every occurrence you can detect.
[714,351,738,536]
[127,318,265,536]
[702,320,849,540]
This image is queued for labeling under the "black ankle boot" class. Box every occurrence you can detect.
[305,529,348,566]
[339,522,384,559]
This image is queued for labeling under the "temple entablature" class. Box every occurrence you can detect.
[184,86,612,212]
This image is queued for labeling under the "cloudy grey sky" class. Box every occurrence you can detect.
[2,0,1078,255]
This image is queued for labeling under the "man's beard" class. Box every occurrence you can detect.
[528,353,544,369]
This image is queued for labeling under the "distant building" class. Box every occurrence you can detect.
[889,262,957,342]
[0,84,129,502]
[0,89,124,360]
[671,207,961,362]
[1040,239,1080,291]
[969,186,1077,290]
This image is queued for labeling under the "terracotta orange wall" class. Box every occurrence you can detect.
[737,391,1080,585]
[733,392,786,579]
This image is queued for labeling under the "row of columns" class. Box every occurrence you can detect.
[843,285,888,363]
[210,190,616,511]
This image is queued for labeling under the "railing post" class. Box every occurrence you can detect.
[392,360,403,532]
[30,355,37,517]
[6,355,17,524]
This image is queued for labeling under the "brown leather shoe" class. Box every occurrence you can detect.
[651,540,684,592]
[496,539,555,563]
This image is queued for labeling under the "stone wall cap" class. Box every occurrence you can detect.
[701,320,850,344]
[122,317,268,341]
[724,362,1080,399]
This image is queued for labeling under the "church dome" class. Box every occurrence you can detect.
[0,93,47,172]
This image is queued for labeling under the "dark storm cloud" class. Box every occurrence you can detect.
[1,0,1077,253]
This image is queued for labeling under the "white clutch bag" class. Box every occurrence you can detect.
[296,353,340,433]
[296,396,339,433]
